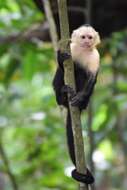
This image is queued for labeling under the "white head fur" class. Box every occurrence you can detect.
[70,25,100,73]
[71,25,100,50]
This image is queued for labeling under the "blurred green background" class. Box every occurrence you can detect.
[0,1,127,190]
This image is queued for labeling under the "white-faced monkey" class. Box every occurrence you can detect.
[53,25,100,185]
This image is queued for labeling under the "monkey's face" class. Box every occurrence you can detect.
[71,26,100,50]
[79,32,94,49]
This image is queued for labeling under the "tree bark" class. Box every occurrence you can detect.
[57,0,88,190]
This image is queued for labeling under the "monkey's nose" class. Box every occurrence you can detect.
[84,42,89,45]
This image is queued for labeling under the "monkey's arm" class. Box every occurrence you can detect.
[74,72,97,99]
[65,72,98,109]
[84,72,97,97]
[53,51,71,107]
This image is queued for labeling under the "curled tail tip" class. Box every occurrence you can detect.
[72,168,94,184]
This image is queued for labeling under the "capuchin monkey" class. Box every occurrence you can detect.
[53,25,100,184]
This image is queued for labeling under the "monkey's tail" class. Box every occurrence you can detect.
[66,108,95,185]
[66,108,76,165]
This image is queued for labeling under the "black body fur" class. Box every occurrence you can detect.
[53,50,97,184]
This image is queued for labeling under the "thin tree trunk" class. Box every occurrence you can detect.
[57,0,89,190]
[42,0,58,52]
[85,0,95,189]
[112,63,127,175]
[88,101,95,190]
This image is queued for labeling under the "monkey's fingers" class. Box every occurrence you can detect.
[70,92,86,106]
[70,96,81,106]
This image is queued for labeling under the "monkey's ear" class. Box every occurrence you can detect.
[95,32,101,46]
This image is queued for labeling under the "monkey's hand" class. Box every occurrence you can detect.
[61,85,85,107]
[61,85,88,108]
[70,91,86,107]
[57,50,71,68]
[71,92,90,109]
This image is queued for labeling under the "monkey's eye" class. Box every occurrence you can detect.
[81,35,86,39]
[88,35,93,39]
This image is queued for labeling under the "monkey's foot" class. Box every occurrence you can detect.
[72,168,94,184]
